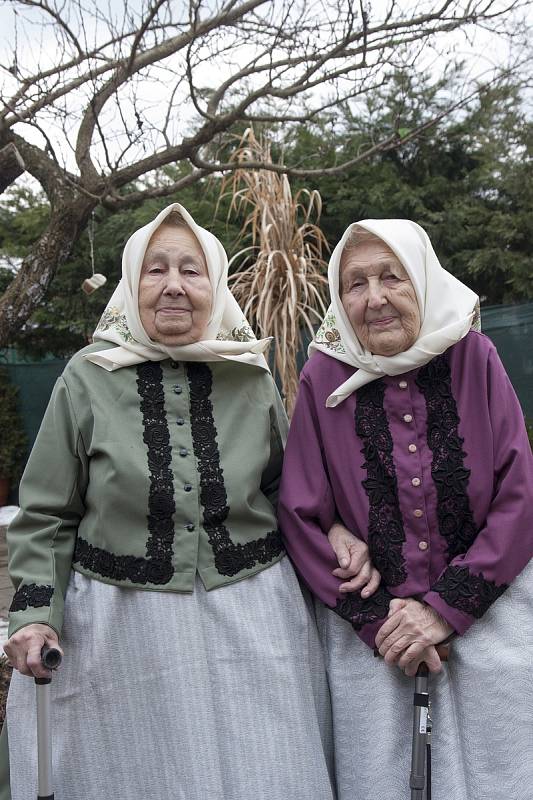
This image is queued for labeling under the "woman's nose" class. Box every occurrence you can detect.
[366,281,386,309]
[163,268,185,294]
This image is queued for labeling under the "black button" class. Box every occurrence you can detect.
[179,447,188,457]
[184,484,192,492]
[185,522,195,532]
[173,385,182,394]
[170,361,180,369]
[176,417,185,426]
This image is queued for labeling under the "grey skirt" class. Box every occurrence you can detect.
[7,557,336,800]
[316,558,533,800]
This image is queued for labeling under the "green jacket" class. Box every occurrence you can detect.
[7,343,288,638]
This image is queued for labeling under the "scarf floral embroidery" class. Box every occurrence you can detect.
[215,320,256,342]
[313,309,346,354]
[95,306,135,343]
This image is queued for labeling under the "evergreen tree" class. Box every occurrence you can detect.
[0,73,531,358]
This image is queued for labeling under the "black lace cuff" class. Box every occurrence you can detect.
[334,584,394,631]
[431,565,508,619]
[10,583,54,613]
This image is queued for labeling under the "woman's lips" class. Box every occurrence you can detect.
[157,307,191,315]
[368,316,398,327]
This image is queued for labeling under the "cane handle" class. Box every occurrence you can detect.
[41,645,62,671]
[435,644,449,662]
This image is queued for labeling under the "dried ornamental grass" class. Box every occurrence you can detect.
[221,129,329,414]
[0,656,11,730]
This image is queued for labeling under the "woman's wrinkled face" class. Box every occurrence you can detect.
[340,239,421,356]
[138,224,212,345]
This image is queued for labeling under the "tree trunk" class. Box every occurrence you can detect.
[0,196,95,347]
[0,143,25,193]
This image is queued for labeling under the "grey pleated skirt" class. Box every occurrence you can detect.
[315,558,533,800]
[7,557,336,800]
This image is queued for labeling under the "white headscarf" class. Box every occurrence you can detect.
[85,203,270,372]
[310,219,479,407]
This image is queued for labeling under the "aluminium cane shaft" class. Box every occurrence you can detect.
[410,668,429,799]
[36,681,53,797]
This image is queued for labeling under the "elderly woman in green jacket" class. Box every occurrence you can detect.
[1,204,378,800]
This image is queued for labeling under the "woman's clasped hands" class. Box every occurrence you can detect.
[327,525,453,676]
[375,598,453,676]
[327,522,380,597]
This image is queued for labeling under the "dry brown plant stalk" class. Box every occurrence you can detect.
[221,129,329,414]
[0,656,11,730]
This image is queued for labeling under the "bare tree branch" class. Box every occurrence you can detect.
[15,0,84,57]
[0,0,529,346]
[0,142,25,192]
[73,0,269,179]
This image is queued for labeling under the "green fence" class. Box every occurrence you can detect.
[0,350,67,459]
[480,303,533,419]
[1,301,532,459]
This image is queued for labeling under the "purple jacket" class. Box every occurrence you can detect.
[278,331,533,648]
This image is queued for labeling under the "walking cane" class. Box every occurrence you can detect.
[409,645,449,800]
[35,645,62,800]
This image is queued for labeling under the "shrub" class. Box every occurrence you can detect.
[0,367,28,482]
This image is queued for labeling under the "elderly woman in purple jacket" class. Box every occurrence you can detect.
[278,219,533,800]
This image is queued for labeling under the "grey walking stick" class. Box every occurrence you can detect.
[409,645,449,800]
[35,645,62,800]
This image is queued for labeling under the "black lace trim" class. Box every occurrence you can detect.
[432,565,508,619]
[74,362,174,586]
[186,362,283,577]
[73,537,174,585]
[416,355,478,559]
[355,380,407,586]
[138,362,176,575]
[334,584,394,631]
[10,584,54,612]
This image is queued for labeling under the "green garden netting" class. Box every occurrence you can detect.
[1,302,532,458]
[481,303,533,420]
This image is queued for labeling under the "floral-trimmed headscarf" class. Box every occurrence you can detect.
[310,219,480,407]
[85,203,270,372]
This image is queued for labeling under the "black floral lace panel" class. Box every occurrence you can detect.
[416,355,478,559]
[186,362,283,577]
[73,536,174,584]
[137,361,176,578]
[74,362,175,586]
[354,380,407,586]
[432,565,508,619]
[334,584,394,631]
[10,583,54,612]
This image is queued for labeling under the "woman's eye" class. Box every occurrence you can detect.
[384,274,400,282]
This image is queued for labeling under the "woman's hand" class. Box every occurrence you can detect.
[375,598,453,674]
[398,644,442,677]
[4,623,62,679]
[327,522,380,597]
